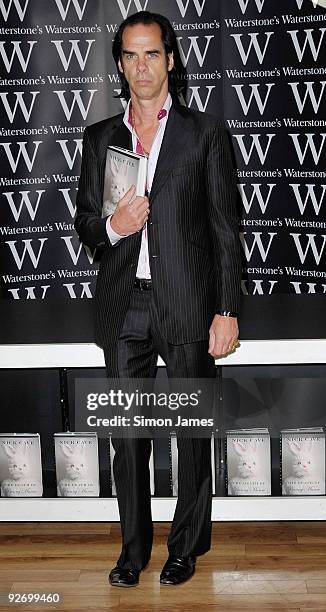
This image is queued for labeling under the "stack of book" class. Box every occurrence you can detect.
[54,432,100,497]
[226,428,271,496]
[281,427,325,495]
[0,433,43,497]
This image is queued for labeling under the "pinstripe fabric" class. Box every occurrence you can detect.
[103,286,216,570]
[75,101,241,348]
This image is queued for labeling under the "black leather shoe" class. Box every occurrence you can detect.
[160,555,196,585]
[108,566,140,587]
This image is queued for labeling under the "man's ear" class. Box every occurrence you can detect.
[118,58,123,73]
[167,52,174,72]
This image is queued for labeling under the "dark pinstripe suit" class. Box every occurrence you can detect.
[75,100,241,347]
[75,100,241,570]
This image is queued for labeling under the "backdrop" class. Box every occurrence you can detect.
[0,0,325,342]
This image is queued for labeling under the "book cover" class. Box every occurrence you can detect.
[226,429,271,496]
[54,432,100,497]
[102,146,147,217]
[169,433,216,497]
[281,428,325,495]
[0,433,43,497]
[109,436,155,496]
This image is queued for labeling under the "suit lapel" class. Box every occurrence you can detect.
[107,116,132,151]
[149,104,193,204]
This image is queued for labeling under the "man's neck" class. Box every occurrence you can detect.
[130,90,169,128]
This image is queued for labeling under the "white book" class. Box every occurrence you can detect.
[281,428,325,496]
[226,429,271,496]
[227,428,269,434]
[169,433,216,496]
[54,432,100,497]
[0,433,43,497]
[281,428,324,434]
[102,146,148,217]
[109,436,155,496]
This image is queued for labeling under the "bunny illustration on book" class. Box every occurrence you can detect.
[57,443,97,497]
[103,158,128,217]
[229,439,263,495]
[1,442,42,497]
[282,438,317,495]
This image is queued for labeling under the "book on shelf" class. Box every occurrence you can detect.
[0,433,43,497]
[226,428,271,496]
[102,146,148,217]
[54,432,100,497]
[281,427,325,496]
[108,435,155,496]
[169,432,216,497]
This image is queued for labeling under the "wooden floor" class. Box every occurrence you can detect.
[1,522,326,611]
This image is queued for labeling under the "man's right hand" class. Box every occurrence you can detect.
[110,185,150,236]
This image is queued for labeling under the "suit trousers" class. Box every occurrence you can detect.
[103,285,217,571]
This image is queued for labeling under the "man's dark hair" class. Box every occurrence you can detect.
[112,11,187,101]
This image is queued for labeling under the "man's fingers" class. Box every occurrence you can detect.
[212,342,228,357]
[208,314,239,357]
[208,329,216,354]
[132,198,149,225]
[141,209,150,225]
[111,186,150,234]
[228,339,240,352]
[119,184,136,206]
[209,336,238,357]
[132,196,149,211]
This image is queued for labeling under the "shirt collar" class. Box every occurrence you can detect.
[123,92,172,132]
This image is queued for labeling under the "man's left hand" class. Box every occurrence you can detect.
[208,314,239,357]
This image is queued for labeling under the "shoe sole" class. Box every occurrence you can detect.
[109,580,139,587]
[159,569,195,586]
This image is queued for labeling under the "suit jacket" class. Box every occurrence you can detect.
[74,100,241,348]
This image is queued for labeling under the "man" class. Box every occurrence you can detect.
[75,11,241,588]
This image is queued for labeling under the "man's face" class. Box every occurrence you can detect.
[118,23,174,101]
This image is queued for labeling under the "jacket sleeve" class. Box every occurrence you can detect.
[74,126,113,250]
[204,122,242,315]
